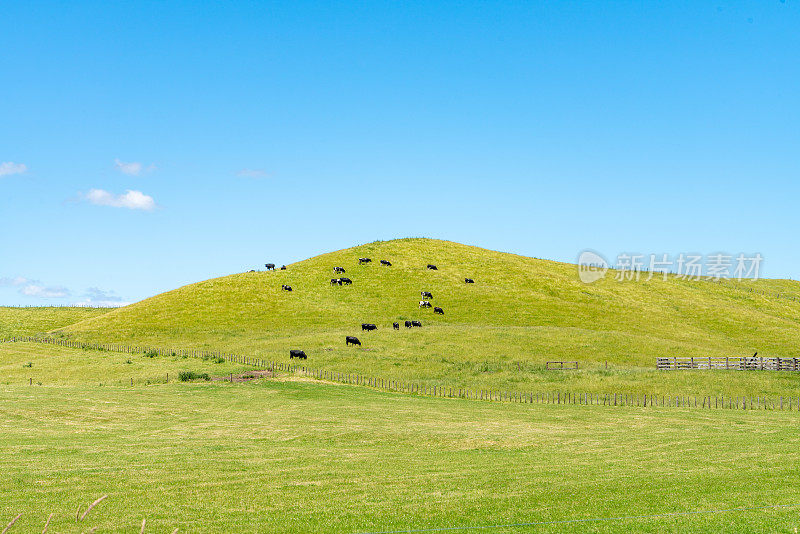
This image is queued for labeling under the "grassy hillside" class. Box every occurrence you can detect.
[0,306,111,337]
[2,379,800,533]
[56,238,800,394]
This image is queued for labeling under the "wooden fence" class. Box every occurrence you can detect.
[546,361,579,370]
[5,336,800,411]
[657,356,800,371]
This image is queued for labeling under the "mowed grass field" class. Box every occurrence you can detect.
[47,238,800,397]
[2,379,800,533]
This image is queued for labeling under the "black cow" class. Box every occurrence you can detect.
[330,278,342,286]
[339,277,353,285]
[289,349,307,359]
[333,266,346,274]
[380,260,392,266]
[411,320,422,327]
[404,320,413,328]
[265,263,276,270]
[282,285,292,292]
[248,269,256,273]
[464,278,474,284]
[346,336,361,346]
[433,307,444,315]
[393,322,399,330]
[427,264,437,270]
[361,323,377,331]
[419,300,431,308]
[280,265,287,270]
[359,257,372,264]
[421,291,433,299]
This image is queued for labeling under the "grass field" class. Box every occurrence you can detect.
[2,379,800,533]
[0,342,253,385]
[39,238,800,397]
[0,306,110,337]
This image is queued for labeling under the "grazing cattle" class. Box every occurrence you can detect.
[421,291,433,299]
[282,285,293,292]
[280,265,287,270]
[433,307,444,315]
[427,264,437,270]
[464,278,474,284]
[333,266,346,274]
[404,320,413,328]
[265,263,276,270]
[358,257,372,264]
[330,278,342,286]
[411,320,422,327]
[346,336,361,346]
[339,277,353,285]
[248,270,256,273]
[419,300,431,308]
[289,349,307,360]
[380,260,392,266]
[393,322,399,330]
[361,323,377,331]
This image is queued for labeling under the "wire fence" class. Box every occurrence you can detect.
[5,336,800,412]
[2,336,264,366]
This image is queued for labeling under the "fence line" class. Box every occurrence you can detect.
[1,336,263,368]
[288,363,800,412]
[658,356,800,371]
[5,336,800,412]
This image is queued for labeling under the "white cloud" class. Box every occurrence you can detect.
[0,276,32,287]
[1,276,131,305]
[114,159,143,176]
[20,284,70,298]
[84,189,156,211]
[72,287,131,307]
[236,168,268,178]
[0,162,28,177]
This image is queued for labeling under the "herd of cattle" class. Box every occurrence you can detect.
[264,256,475,359]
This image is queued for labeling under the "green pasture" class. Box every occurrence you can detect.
[0,342,252,386]
[57,239,800,367]
[2,380,800,533]
[0,306,110,337]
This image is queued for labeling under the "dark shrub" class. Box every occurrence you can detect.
[178,371,211,382]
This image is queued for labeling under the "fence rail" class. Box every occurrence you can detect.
[5,336,800,412]
[657,356,800,371]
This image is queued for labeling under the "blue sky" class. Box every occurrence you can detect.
[1,1,798,306]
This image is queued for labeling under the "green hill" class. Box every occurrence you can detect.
[55,238,800,394]
[0,306,111,338]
